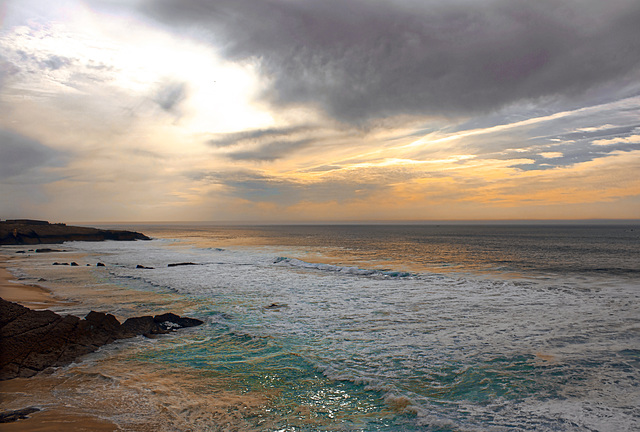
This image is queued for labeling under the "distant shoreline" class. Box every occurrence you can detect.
[69,219,640,227]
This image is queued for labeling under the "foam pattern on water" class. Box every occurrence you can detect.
[19,234,640,431]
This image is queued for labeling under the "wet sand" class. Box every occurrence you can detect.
[0,257,66,309]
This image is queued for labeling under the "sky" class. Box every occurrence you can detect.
[1,0,639,223]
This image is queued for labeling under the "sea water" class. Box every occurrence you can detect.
[3,224,639,431]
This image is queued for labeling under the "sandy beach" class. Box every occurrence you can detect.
[0,257,67,310]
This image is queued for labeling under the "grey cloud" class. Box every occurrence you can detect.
[191,170,372,205]
[0,129,66,179]
[141,0,640,124]
[226,139,314,161]
[0,55,20,90]
[154,80,188,113]
[208,125,320,160]
[14,51,74,71]
[547,124,640,144]
[41,55,73,70]
[190,163,425,205]
[506,125,640,171]
[208,125,316,148]
[86,60,115,71]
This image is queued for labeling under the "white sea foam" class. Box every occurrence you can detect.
[6,225,638,431]
[274,256,415,278]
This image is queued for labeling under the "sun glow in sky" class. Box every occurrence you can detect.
[1,0,639,222]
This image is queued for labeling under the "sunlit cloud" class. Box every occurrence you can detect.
[592,134,640,146]
[539,152,563,159]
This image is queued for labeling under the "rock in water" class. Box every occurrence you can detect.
[0,298,203,380]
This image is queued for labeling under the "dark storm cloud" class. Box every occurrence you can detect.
[0,129,65,179]
[141,0,640,123]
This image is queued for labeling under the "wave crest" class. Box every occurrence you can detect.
[273,257,414,279]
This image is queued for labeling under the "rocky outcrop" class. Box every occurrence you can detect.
[0,220,150,245]
[0,407,40,423]
[0,298,203,380]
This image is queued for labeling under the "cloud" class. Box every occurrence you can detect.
[0,129,66,179]
[539,152,563,159]
[225,139,314,161]
[41,54,73,70]
[0,55,20,91]
[190,160,431,207]
[207,125,320,160]
[153,80,188,114]
[592,134,640,146]
[208,126,315,148]
[140,0,640,124]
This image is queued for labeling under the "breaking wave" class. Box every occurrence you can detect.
[273,257,414,278]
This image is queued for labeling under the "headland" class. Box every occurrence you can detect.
[0,219,150,245]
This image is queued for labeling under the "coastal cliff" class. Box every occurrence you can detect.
[0,219,150,245]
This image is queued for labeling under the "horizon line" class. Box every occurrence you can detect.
[63,218,640,226]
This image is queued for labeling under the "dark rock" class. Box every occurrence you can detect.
[168,262,198,267]
[0,298,203,381]
[154,313,204,330]
[77,311,122,346]
[136,264,154,269]
[36,248,63,253]
[97,262,105,267]
[0,407,41,423]
[52,262,69,266]
[119,316,157,338]
[70,262,79,266]
[16,251,25,254]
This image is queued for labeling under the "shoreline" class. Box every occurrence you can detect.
[0,243,280,431]
[0,251,120,430]
[0,247,221,431]
[0,255,72,310]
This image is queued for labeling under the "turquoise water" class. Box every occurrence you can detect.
[4,225,639,430]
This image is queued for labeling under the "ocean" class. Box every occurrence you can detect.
[2,224,639,431]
